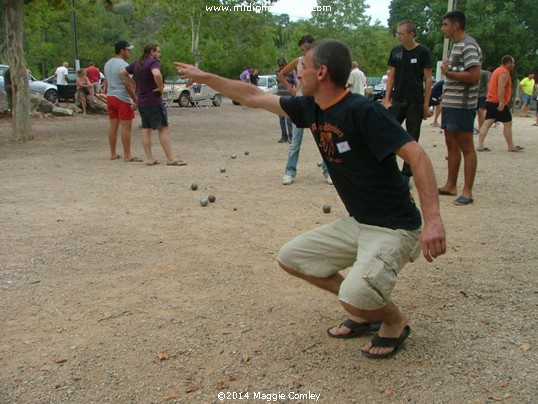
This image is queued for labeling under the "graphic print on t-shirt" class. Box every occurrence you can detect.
[312,123,345,163]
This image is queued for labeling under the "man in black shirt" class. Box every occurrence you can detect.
[384,20,433,187]
[175,39,446,359]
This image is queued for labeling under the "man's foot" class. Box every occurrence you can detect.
[282,175,294,185]
[508,145,524,152]
[327,319,381,339]
[124,157,143,162]
[361,325,411,359]
[110,154,121,160]
[453,196,474,205]
[278,138,288,143]
[438,187,456,196]
[325,175,333,185]
[146,160,159,166]
[167,160,188,166]
[477,147,491,152]
[430,122,439,127]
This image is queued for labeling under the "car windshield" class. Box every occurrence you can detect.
[164,75,190,84]
[258,77,267,86]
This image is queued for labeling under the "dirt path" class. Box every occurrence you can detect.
[1,100,537,403]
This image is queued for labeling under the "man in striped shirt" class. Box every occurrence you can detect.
[438,11,482,206]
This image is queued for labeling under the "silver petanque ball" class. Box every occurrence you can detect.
[200,197,209,207]
[231,154,237,159]
[317,161,322,167]
[208,194,216,203]
[191,183,198,191]
[323,204,331,213]
[244,151,249,155]
[220,166,226,173]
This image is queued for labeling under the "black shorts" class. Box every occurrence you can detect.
[139,104,168,130]
[485,101,512,123]
[57,85,70,99]
[477,96,487,110]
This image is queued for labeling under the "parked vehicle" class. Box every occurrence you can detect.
[257,75,278,94]
[163,75,221,107]
[43,68,78,102]
[1,64,59,103]
[371,82,386,101]
[365,76,382,99]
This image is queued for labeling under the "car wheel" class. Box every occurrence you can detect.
[177,92,190,108]
[44,89,58,104]
[212,94,222,107]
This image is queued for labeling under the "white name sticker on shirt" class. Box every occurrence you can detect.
[337,141,351,154]
[411,58,418,64]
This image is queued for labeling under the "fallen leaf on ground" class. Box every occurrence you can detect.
[157,353,169,361]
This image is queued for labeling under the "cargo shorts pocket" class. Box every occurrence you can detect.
[362,246,409,300]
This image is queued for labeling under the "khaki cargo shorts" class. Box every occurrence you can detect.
[277,217,421,310]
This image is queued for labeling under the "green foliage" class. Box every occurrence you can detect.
[388,0,538,75]
[12,0,538,81]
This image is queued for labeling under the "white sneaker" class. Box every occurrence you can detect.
[325,175,333,185]
[282,175,294,185]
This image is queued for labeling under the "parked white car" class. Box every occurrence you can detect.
[257,75,278,93]
[163,76,221,107]
[0,64,59,103]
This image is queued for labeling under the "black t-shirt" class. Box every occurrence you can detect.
[280,92,422,230]
[388,44,432,102]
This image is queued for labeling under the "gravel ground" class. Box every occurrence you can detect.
[1,99,537,403]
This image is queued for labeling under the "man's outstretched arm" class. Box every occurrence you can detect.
[174,62,286,116]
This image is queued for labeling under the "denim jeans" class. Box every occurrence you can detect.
[285,124,329,178]
[389,100,424,177]
[279,116,293,140]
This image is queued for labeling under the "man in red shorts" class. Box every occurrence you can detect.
[103,40,143,162]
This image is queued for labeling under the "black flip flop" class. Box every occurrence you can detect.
[438,188,456,196]
[326,319,381,339]
[361,325,411,359]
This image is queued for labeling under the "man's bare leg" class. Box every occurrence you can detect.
[108,118,121,159]
[438,131,461,195]
[120,120,135,161]
[279,260,407,355]
[455,132,477,199]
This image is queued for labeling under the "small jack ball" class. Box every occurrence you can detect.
[191,183,198,191]
[323,204,331,213]
[208,195,216,203]
[220,166,226,173]
[200,197,209,207]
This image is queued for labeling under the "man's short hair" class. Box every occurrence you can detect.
[501,55,514,65]
[442,10,466,30]
[298,34,315,47]
[310,39,352,89]
[398,20,417,36]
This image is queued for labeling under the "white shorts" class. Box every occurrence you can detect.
[277,217,421,310]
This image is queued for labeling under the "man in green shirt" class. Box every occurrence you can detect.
[518,72,535,117]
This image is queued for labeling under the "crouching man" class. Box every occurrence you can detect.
[175,39,446,358]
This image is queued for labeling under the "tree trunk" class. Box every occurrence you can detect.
[190,12,202,68]
[5,0,32,142]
